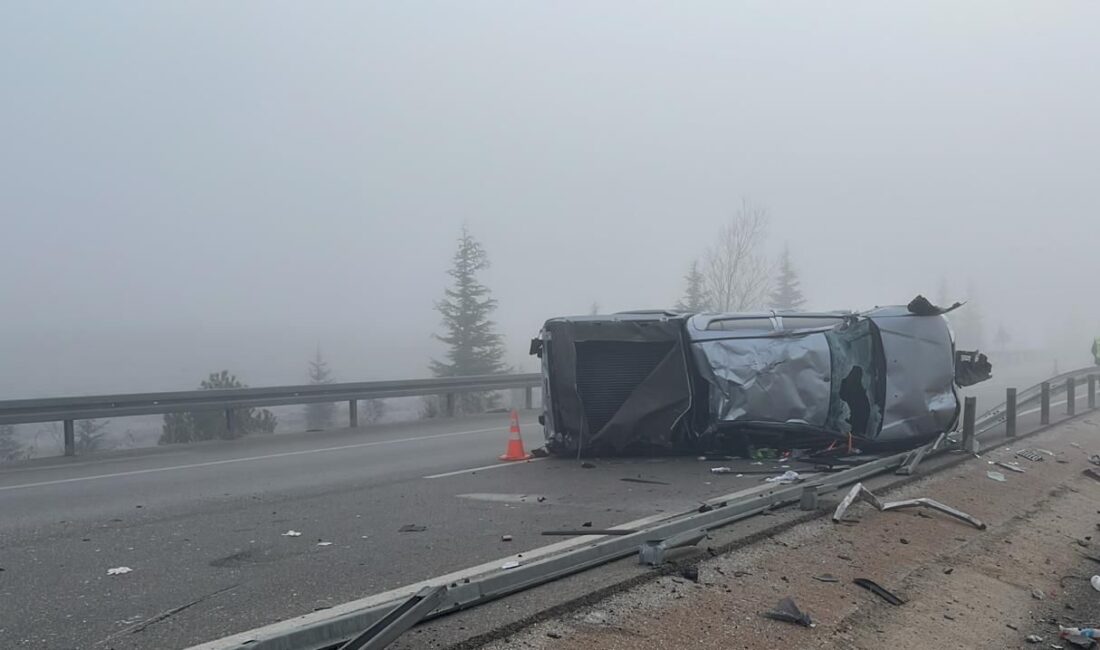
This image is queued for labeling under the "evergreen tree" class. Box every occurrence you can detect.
[675,260,710,312]
[0,424,24,463]
[160,371,277,444]
[769,244,806,311]
[304,346,335,430]
[429,227,507,414]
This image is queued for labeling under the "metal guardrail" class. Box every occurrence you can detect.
[190,365,1100,650]
[0,373,542,456]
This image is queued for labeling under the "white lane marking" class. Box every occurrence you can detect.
[186,478,798,650]
[0,425,530,493]
[424,457,547,479]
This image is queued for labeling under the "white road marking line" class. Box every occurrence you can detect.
[424,457,547,479]
[186,479,794,650]
[0,425,526,493]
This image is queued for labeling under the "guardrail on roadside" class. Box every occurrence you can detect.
[0,373,543,456]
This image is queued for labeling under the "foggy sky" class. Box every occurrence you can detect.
[2,1,1098,398]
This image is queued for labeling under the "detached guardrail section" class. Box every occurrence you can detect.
[189,366,1100,650]
[0,373,542,457]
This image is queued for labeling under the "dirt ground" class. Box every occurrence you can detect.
[484,416,1100,649]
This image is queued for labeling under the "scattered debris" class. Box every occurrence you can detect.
[995,461,1026,474]
[853,578,905,605]
[764,470,802,484]
[580,462,596,469]
[107,567,132,576]
[837,554,853,561]
[546,631,562,639]
[710,467,733,474]
[1083,469,1100,483]
[697,503,714,513]
[832,483,986,530]
[501,561,520,570]
[1090,455,1100,467]
[1032,588,1046,600]
[678,565,699,582]
[987,471,1007,482]
[944,568,954,574]
[1064,636,1096,649]
[581,521,593,528]
[501,535,513,542]
[762,597,814,627]
[1026,635,1044,643]
[900,538,910,545]
[620,477,670,485]
[398,524,427,533]
[813,574,839,583]
[1017,449,1045,462]
[281,530,302,537]
[316,542,333,547]
[542,529,636,536]
[1091,576,1100,592]
[1071,443,1083,449]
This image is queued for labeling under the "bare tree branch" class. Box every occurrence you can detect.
[702,198,773,312]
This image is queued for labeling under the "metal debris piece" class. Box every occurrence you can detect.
[501,561,520,570]
[501,535,513,542]
[762,596,814,627]
[1031,588,1045,600]
[853,578,905,605]
[398,524,427,533]
[812,574,839,583]
[620,477,670,485]
[337,585,446,650]
[580,462,596,469]
[831,482,985,530]
[987,471,1007,482]
[1083,469,1100,482]
[678,565,699,582]
[316,542,333,547]
[1026,635,1044,643]
[1017,449,1045,462]
[995,461,1026,474]
[281,530,302,537]
[107,566,132,576]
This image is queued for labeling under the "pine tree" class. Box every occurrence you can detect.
[160,371,277,444]
[430,227,507,414]
[304,346,335,430]
[675,260,710,312]
[769,244,806,311]
[0,424,24,463]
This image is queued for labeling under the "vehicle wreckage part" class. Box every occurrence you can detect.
[853,578,905,605]
[337,586,446,650]
[831,482,984,530]
[762,596,814,627]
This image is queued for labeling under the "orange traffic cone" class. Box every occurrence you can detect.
[499,410,532,461]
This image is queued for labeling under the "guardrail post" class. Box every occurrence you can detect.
[1067,377,1076,416]
[799,485,819,511]
[225,409,234,434]
[63,419,75,456]
[349,400,359,428]
[962,396,977,453]
[1040,382,1050,425]
[524,386,533,410]
[1005,388,1017,438]
[445,393,455,417]
[1090,375,1097,410]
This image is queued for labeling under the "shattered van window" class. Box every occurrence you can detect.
[824,320,884,437]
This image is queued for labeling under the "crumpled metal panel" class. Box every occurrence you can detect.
[866,308,959,444]
[690,334,831,426]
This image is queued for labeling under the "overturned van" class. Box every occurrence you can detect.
[529,298,991,456]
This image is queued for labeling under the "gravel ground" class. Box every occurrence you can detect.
[483,416,1100,649]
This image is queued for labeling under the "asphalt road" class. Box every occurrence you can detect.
[0,412,779,649]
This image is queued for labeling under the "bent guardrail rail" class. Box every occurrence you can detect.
[0,373,542,456]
